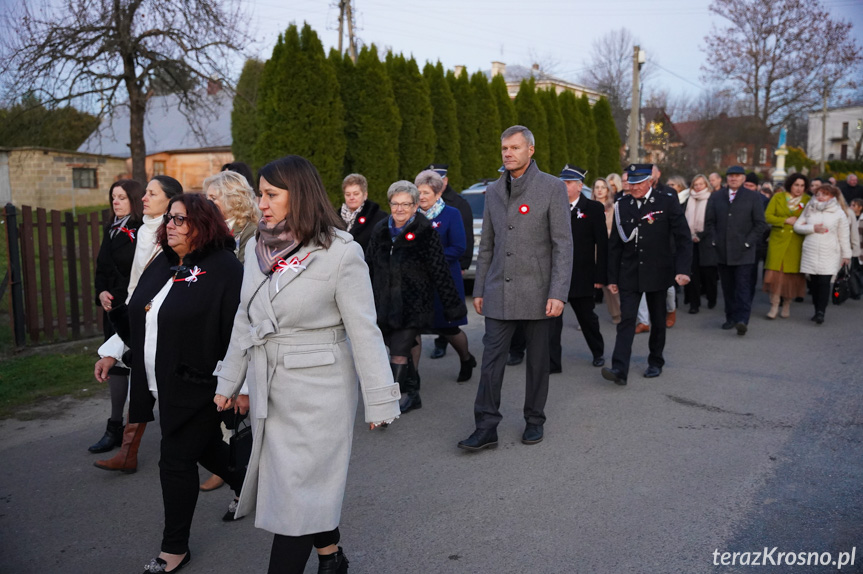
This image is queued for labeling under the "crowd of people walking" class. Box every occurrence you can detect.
[87,124,861,573]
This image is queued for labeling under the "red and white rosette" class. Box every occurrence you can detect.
[519,204,530,214]
[273,253,311,292]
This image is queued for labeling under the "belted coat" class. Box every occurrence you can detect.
[214,230,400,536]
[472,160,573,320]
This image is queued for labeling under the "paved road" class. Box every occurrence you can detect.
[1,290,862,573]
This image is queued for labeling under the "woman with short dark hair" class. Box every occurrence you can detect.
[95,193,246,572]
[214,155,400,574]
[88,179,144,453]
[763,173,810,319]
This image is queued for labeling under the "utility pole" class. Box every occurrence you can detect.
[820,88,828,174]
[628,45,645,164]
[337,0,345,54]
[345,0,358,63]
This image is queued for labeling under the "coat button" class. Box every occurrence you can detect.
[508,225,514,230]
[392,388,399,397]
[505,277,511,282]
[506,252,512,256]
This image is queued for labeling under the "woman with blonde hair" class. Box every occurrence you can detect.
[683,174,718,313]
[591,177,620,323]
[204,170,261,263]
[606,173,623,197]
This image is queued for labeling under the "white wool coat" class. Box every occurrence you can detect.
[793,199,852,276]
[214,230,400,536]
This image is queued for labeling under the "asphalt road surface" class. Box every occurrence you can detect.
[1,290,861,574]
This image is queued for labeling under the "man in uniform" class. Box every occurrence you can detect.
[549,165,608,372]
[426,163,475,359]
[459,125,572,451]
[602,164,692,385]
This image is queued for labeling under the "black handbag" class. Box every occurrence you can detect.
[832,265,851,306]
[849,259,863,300]
[228,411,252,472]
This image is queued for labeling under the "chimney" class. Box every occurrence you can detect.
[491,61,506,77]
[207,78,222,95]
[454,65,466,78]
[532,63,540,71]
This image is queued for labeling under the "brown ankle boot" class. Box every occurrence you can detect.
[94,422,146,473]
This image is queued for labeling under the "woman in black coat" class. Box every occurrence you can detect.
[88,179,144,453]
[339,173,387,252]
[95,194,245,573]
[366,180,466,413]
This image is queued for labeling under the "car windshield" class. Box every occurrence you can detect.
[462,192,485,219]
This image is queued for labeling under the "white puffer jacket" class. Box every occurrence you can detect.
[794,198,852,276]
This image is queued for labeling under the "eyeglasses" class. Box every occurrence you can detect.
[389,202,415,210]
[163,213,188,227]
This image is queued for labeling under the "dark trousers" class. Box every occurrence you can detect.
[612,289,667,377]
[549,296,604,370]
[810,274,833,314]
[268,528,341,574]
[474,317,551,429]
[684,243,718,310]
[718,263,756,324]
[509,323,526,357]
[159,407,246,554]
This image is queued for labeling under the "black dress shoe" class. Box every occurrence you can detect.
[88,418,124,453]
[688,307,699,314]
[318,546,349,574]
[457,428,498,451]
[601,367,627,385]
[457,354,477,382]
[506,353,524,366]
[521,424,544,445]
[643,365,662,378]
[430,345,446,359]
[399,392,422,413]
[592,357,605,367]
[814,311,825,324]
[721,320,735,330]
[735,322,748,336]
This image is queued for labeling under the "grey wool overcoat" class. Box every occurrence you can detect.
[214,229,401,536]
[473,159,573,320]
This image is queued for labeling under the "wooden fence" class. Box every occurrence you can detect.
[3,203,110,348]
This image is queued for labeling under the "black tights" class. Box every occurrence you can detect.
[268,528,340,574]
[810,274,833,314]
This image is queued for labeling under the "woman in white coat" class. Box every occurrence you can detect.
[793,184,852,324]
[214,155,401,574]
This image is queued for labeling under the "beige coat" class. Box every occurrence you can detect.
[215,229,400,536]
[794,199,852,276]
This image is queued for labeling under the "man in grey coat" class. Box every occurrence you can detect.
[458,125,573,452]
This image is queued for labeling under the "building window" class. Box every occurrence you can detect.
[72,168,97,189]
[153,160,166,176]
[841,144,848,160]
[712,148,722,166]
[759,147,768,165]
[842,122,849,139]
[737,147,747,164]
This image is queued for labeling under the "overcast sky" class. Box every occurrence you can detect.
[242,0,862,104]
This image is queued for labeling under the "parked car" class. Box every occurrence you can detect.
[459,180,591,279]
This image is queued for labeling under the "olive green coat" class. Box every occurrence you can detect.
[764,191,810,273]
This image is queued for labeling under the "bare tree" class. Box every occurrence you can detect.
[702,0,861,132]
[579,28,654,141]
[0,0,250,183]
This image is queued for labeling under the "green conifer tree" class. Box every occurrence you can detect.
[448,69,480,186]
[593,97,623,178]
[423,61,462,190]
[470,71,502,180]
[338,44,401,206]
[252,24,346,202]
[558,90,582,169]
[538,87,568,174]
[490,73,516,132]
[386,53,436,181]
[514,78,549,171]
[231,58,264,167]
[577,94,599,181]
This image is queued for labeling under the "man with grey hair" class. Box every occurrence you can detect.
[458,125,572,451]
[708,172,723,193]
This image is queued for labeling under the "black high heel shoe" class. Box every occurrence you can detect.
[457,354,477,382]
[143,551,190,573]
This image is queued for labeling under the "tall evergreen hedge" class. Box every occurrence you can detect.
[448,70,480,186]
[386,53,436,181]
[538,87,568,175]
[514,78,550,171]
[470,71,502,180]
[577,94,599,181]
[230,58,264,167]
[423,61,462,191]
[558,90,582,172]
[337,45,402,207]
[593,97,622,178]
[490,73,516,132]
[252,24,345,202]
